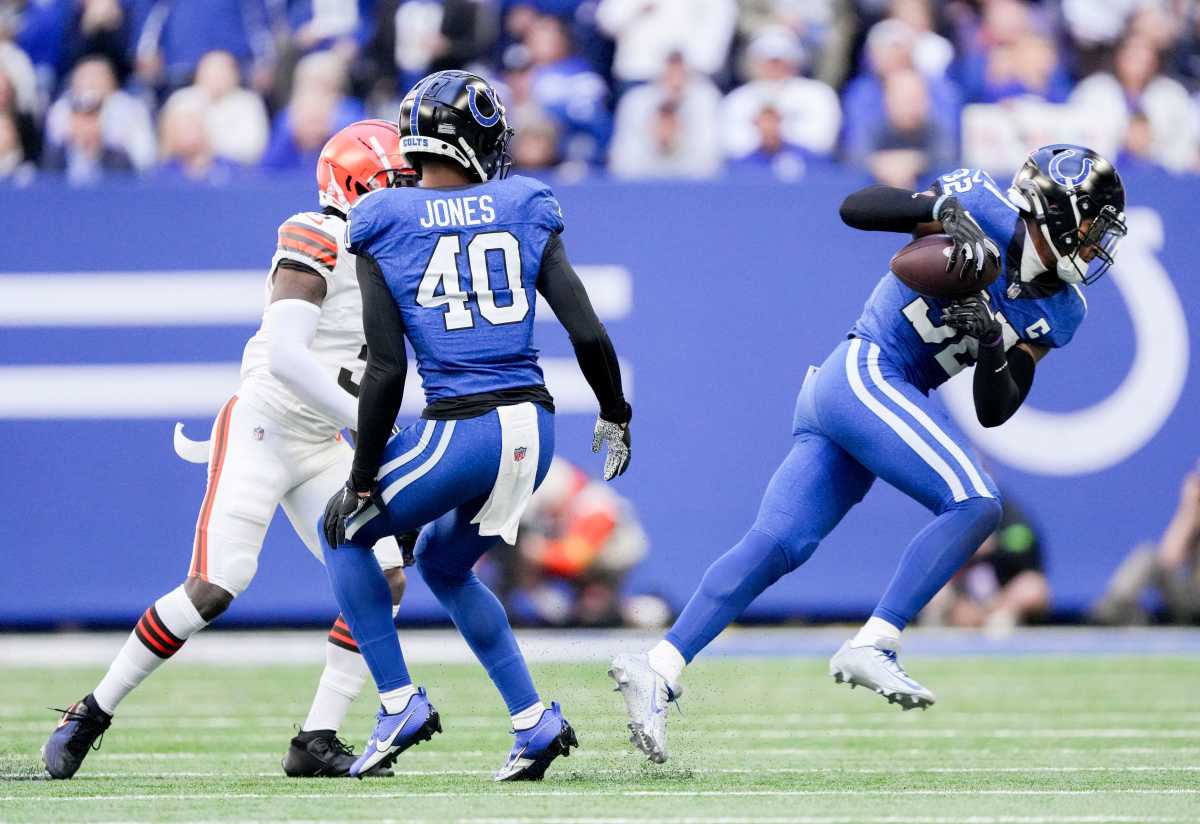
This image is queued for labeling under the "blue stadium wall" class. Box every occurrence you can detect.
[1,171,1195,626]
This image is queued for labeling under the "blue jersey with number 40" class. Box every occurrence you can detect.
[849,168,1088,394]
[346,175,564,404]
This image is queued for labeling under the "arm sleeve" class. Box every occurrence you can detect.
[263,298,359,428]
[536,233,631,424]
[972,341,1036,428]
[839,185,940,233]
[350,254,408,491]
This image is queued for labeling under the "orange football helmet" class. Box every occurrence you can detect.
[316,119,415,214]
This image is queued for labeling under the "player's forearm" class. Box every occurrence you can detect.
[972,338,1035,428]
[571,330,632,424]
[264,299,358,428]
[351,254,410,491]
[537,234,631,423]
[839,185,940,234]
[350,360,405,491]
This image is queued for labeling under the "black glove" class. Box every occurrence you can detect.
[942,293,1002,343]
[397,529,419,567]
[937,196,1000,280]
[322,481,375,548]
[592,418,631,481]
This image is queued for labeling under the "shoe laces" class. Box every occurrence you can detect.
[325,734,355,758]
[49,706,108,754]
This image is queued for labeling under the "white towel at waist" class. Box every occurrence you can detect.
[472,402,541,545]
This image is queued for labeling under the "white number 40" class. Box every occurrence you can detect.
[418,230,529,330]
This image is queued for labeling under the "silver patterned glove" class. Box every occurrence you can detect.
[591,418,631,481]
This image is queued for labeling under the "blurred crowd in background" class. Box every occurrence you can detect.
[2,0,1200,187]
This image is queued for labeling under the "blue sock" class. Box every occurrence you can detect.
[322,538,411,693]
[419,560,538,715]
[665,528,801,662]
[873,496,1003,630]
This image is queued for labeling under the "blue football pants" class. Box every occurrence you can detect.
[320,403,554,715]
[666,338,1002,661]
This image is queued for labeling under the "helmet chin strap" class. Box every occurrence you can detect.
[1017,180,1083,283]
[457,136,489,182]
[1056,257,1084,283]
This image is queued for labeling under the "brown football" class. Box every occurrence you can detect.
[889,233,1000,300]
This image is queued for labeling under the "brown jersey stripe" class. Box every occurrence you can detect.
[281,222,338,251]
[278,235,336,268]
[143,606,184,649]
[281,222,337,250]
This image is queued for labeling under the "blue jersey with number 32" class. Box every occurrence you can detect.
[849,168,1087,394]
[346,174,564,404]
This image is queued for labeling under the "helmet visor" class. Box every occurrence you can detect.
[1070,205,1127,284]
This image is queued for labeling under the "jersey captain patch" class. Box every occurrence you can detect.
[277,217,339,271]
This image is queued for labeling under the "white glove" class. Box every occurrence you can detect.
[592,418,631,481]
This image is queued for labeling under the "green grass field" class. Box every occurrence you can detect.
[2,655,1199,823]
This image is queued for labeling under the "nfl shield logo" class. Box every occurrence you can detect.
[252,426,265,441]
[513,446,527,462]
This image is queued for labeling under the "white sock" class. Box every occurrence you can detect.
[379,684,418,714]
[302,630,368,733]
[851,616,902,648]
[510,701,546,731]
[647,640,686,685]
[92,585,208,714]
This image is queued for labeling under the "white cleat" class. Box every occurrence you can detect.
[829,638,936,711]
[608,652,682,764]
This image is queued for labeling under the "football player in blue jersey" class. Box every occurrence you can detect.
[611,144,1126,763]
[318,71,632,780]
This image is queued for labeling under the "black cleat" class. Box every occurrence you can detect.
[41,694,112,779]
[282,729,393,778]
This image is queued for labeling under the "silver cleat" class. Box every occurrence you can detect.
[829,638,936,710]
[608,652,682,763]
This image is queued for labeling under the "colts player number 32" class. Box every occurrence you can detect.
[611,144,1127,764]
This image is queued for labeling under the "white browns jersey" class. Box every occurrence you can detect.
[239,211,366,437]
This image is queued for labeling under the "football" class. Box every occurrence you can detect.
[889,233,1000,300]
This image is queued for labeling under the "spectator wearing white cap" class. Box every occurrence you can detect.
[720,26,841,162]
[596,0,737,85]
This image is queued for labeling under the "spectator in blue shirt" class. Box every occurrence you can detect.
[134,0,272,92]
[841,19,960,168]
[521,12,610,167]
[723,103,831,183]
[153,92,237,184]
[952,0,1071,104]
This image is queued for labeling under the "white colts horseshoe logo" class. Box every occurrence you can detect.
[942,207,1189,476]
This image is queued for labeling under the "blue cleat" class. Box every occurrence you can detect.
[42,694,112,779]
[493,701,578,782]
[348,688,442,778]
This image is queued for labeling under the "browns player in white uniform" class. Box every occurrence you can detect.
[42,120,416,780]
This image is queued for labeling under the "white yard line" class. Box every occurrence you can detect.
[129,818,1195,824]
[3,789,1199,802]
[52,745,1200,762]
[7,766,1199,780]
